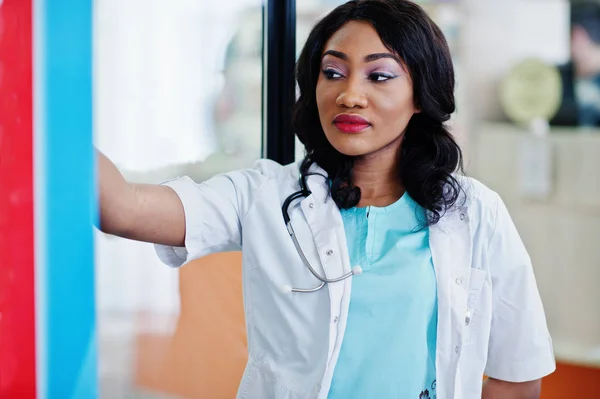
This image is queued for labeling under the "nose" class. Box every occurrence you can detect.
[335,78,368,109]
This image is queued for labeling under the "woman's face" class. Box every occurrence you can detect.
[316,21,418,158]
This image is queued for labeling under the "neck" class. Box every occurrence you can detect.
[352,144,404,208]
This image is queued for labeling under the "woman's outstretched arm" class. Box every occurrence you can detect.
[97,149,185,247]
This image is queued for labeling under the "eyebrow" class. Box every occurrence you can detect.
[322,50,401,64]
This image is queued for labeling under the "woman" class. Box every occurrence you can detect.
[98,1,555,398]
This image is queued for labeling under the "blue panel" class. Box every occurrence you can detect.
[34,0,97,398]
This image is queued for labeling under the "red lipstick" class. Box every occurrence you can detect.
[333,114,371,133]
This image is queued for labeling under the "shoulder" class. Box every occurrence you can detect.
[456,175,500,211]
[213,159,300,202]
[250,158,301,181]
[164,159,297,207]
[451,175,502,236]
[218,158,298,186]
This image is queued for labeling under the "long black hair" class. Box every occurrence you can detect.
[293,0,463,225]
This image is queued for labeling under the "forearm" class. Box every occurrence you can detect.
[97,149,136,235]
[482,378,541,399]
[96,149,185,246]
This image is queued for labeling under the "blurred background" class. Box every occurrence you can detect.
[2,0,599,397]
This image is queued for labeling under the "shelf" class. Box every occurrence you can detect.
[553,340,600,368]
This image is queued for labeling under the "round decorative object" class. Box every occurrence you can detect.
[500,58,562,124]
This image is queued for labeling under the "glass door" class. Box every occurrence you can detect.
[94,1,265,398]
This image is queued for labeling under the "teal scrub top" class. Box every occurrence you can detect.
[328,193,438,399]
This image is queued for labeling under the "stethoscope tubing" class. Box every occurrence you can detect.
[281,172,361,294]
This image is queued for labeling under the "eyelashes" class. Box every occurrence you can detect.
[368,72,395,82]
[321,68,396,82]
[322,68,343,80]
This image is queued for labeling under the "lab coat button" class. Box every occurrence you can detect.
[309,202,315,209]
[455,278,463,285]
[460,213,466,220]
[333,316,339,323]
[326,249,334,256]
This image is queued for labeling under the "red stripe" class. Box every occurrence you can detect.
[0,0,37,397]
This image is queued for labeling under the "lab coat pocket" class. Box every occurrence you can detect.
[467,268,487,310]
[463,268,488,346]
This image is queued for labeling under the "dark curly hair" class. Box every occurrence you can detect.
[293,0,464,225]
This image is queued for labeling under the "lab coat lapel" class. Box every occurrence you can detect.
[430,206,472,399]
[299,169,352,399]
[299,173,347,281]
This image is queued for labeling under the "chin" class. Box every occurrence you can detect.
[323,132,371,156]
[329,142,373,157]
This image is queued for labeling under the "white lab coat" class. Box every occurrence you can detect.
[155,159,556,399]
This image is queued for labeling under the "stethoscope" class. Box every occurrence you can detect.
[280,172,363,294]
